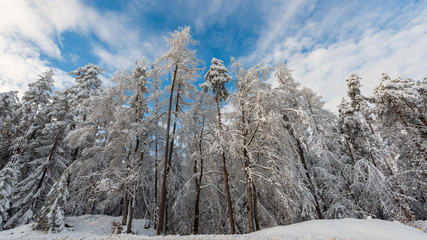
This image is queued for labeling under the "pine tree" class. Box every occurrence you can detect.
[0,91,19,169]
[0,161,17,230]
[201,57,235,234]
[374,73,426,220]
[274,63,325,221]
[337,73,414,221]
[5,70,55,229]
[32,171,69,232]
[65,63,103,162]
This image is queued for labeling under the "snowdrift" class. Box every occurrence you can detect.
[0,215,425,239]
[250,218,426,240]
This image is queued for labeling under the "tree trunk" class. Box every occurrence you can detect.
[122,194,129,225]
[15,118,34,155]
[164,201,169,234]
[127,197,134,234]
[216,97,236,234]
[157,64,178,235]
[154,132,158,229]
[193,126,204,234]
[252,182,260,231]
[71,148,79,163]
[293,134,323,219]
[344,136,356,164]
[392,103,427,160]
[32,133,60,210]
[193,165,202,234]
[167,84,181,172]
[401,97,427,128]
[161,84,182,235]
[244,152,255,233]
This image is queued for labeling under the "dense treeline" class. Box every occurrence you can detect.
[0,27,425,235]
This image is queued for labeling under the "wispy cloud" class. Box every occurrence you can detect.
[243,1,427,112]
[0,0,162,95]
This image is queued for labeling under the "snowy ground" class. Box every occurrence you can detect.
[0,215,425,240]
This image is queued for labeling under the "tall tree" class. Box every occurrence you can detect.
[201,57,235,234]
[5,70,56,229]
[0,91,19,169]
[155,26,199,235]
[65,63,103,162]
[373,73,426,220]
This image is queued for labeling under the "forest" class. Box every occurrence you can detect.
[0,26,425,235]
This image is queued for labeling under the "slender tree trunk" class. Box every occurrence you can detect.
[401,97,427,128]
[193,160,201,234]
[162,85,182,235]
[127,197,134,234]
[362,111,414,221]
[293,134,323,219]
[193,126,204,234]
[243,150,255,232]
[154,132,158,229]
[32,133,60,210]
[71,148,79,162]
[15,118,34,155]
[363,114,375,135]
[344,136,356,164]
[241,116,255,233]
[167,84,181,172]
[157,64,178,235]
[164,201,169,234]
[216,96,236,234]
[392,103,427,160]
[122,194,129,225]
[252,182,260,231]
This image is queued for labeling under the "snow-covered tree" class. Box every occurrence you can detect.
[337,73,415,222]
[0,91,19,169]
[102,61,150,233]
[0,162,17,230]
[65,63,103,161]
[272,63,327,221]
[32,171,69,232]
[4,70,55,229]
[373,73,426,220]
[146,65,166,229]
[155,26,200,235]
[201,57,235,234]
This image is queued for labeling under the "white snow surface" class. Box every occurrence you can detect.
[0,215,425,240]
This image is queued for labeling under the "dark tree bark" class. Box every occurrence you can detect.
[242,140,255,233]
[216,96,236,234]
[193,126,204,234]
[291,131,323,220]
[252,182,260,231]
[392,103,427,160]
[126,197,134,234]
[157,64,178,235]
[154,132,158,229]
[32,133,60,210]
[122,194,129,225]
[71,148,79,163]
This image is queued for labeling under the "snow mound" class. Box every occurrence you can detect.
[249,218,427,240]
[0,216,425,240]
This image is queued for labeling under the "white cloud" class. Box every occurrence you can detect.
[0,0,162,95]
[243,1,427,112]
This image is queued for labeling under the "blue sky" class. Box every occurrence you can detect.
[1,0,426,112]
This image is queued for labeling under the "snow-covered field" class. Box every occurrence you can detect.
[0,215,425,240]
